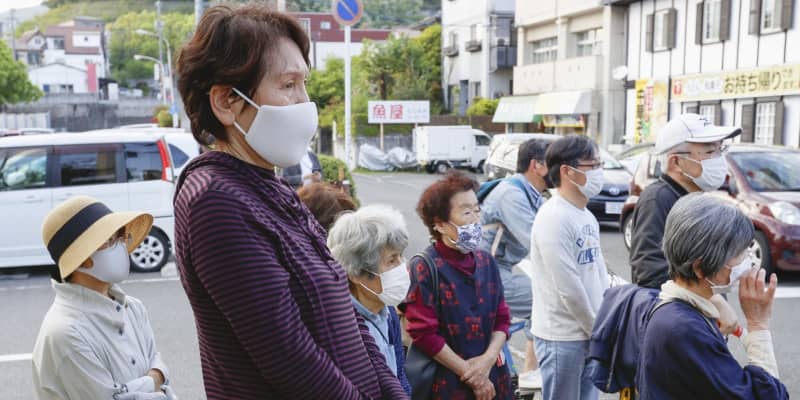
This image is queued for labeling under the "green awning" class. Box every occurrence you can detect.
[492,95,539,123]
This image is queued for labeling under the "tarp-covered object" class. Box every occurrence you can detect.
[357,143,418,171]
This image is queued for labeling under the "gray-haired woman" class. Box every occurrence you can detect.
[327,205,413,395]
[637,193,787,399]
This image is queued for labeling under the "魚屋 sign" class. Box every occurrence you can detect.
[671,64,800,102]
[368,101,430,124]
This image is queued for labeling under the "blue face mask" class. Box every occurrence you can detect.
[447,222,482,254]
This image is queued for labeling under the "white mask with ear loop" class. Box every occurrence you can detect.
[231,88,319,168]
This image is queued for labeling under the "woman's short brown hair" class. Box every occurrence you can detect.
[298,183,358,232]
[416,171,479,241]
[176,3,310,145]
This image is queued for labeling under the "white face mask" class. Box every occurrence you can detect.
[360,261,411,307]
[568,167,604,199]
[231,88,319,168]
[705,256,753,295]
[78,241,130,283]
[681,155,728,192]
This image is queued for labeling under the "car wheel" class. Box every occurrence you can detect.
[425,163,435,174]
[749,231,774,279]
[130,229,171,273]
[476,161,485,174]
[622,214,633,251]
[436,162,450,174]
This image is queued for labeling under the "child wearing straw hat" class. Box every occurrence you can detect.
[32,196,177,400]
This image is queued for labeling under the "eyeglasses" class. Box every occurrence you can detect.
[673,144,729,158]
[98,229,133,251]
[575,161,603,170]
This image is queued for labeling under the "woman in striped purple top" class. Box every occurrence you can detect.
[173,4,407,399]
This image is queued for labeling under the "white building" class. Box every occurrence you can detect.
[509,0,626,145]
[441,0,517,115]
[608,0,800,147]
[292,12,391,70]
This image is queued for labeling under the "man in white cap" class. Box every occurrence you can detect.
[32,196,176,400]
[630,113,741,289]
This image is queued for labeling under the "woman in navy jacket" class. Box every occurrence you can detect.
[637,193,787,399]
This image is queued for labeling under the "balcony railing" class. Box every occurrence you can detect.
[466,40,482,52]
[495,45,517,69]
[443,44,459,57]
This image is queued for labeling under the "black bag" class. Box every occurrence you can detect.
[405,249,440,400]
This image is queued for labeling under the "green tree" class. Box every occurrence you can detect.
[362,0,423,28]
[286,0,329,12]
[466,97,499,116]
[410,23,443,113]
[108,10,195,87]
[307,57,345,129]
[0,42,43,107]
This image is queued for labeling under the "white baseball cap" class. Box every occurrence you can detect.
[654,113,742,154]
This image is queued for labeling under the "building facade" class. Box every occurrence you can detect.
[291,12,392,70]
[441,0,517,115]
[512,0,626,145]
[608,0,800,148]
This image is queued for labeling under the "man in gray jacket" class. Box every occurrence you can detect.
[479,138,550,388]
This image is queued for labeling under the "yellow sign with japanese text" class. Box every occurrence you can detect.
[671,64,800,102]
[634,79,669,144]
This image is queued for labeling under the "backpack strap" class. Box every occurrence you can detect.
[647,298,720,339]
[483,223,504,257]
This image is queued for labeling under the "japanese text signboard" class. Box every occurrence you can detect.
[671,64,800,102]
[368,101,430,124]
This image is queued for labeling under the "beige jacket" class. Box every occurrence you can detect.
[32,282,169,400]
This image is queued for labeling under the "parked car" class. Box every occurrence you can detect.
[163,132,200,177]
[483,133,631,224]
[620,143,800,276]
[414,125,491,174]
[0,130,177,272]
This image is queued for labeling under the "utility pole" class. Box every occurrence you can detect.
[8,9,17,60]
[194,0,203,26]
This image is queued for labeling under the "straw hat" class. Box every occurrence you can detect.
[42,196,153,281]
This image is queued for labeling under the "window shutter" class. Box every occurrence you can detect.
[666,9,678,49]
[714,104,722,125]
[686,104,700,114]
[781,0,794,30]
[750,0,762,34]
[741,104,755,142]
[773,101,785,145]
[646,14,655,52]
[720,0,732,40]
[696,2,705,45]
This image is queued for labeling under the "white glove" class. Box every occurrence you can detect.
[123,376,155,393]
[114,392,167,400]
[161,384,178,400]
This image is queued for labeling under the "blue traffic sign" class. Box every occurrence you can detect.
[332,0,363,26]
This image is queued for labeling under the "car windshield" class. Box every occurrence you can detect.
[601,150,624,170]
[731,152,800,192]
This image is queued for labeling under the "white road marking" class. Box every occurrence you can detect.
[0,353,32,363]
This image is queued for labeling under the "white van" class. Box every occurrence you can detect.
[0,130,177,272]
[413,125,491,174]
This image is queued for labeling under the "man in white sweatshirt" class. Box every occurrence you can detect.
[529,135,610,400]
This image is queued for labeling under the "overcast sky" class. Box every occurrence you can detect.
[0,0,45,14]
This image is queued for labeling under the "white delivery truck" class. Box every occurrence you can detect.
[413,125,492,174]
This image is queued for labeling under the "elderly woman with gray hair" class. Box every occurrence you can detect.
[327,204,413,395]
[636,193,787,399]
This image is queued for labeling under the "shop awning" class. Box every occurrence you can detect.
[534,91,593,115]
[492,95,540,123]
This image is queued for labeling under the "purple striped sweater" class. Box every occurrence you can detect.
[174,151,406,400]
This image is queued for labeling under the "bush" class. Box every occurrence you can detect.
[318,154,359,206]
[466,97,499,117]
[156,110,173,127]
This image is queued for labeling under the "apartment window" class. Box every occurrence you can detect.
[755,102,776,144]
[704,0,722,41]
[530,37,557,64]
[27,52,41,65]
[647,9,677,51]
[762,0,782,31]
[321,21,331,30]
[699,104,717,122]
[471,81,481,99]
[575,28,602,57]
[449,31,458,47]
[53,37,65,50]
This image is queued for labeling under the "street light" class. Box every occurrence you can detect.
[133,54,167,105]
[135,28,176,125]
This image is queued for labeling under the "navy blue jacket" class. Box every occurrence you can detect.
[637,301,788,399]
[588,284,660,393]
[388,307,412,395]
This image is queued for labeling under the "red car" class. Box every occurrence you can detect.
[621,143,800,276]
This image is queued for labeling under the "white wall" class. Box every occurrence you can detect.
[71,32,102,48]
[28,65,89,93]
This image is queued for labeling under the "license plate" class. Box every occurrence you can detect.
[605,202,624,215]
